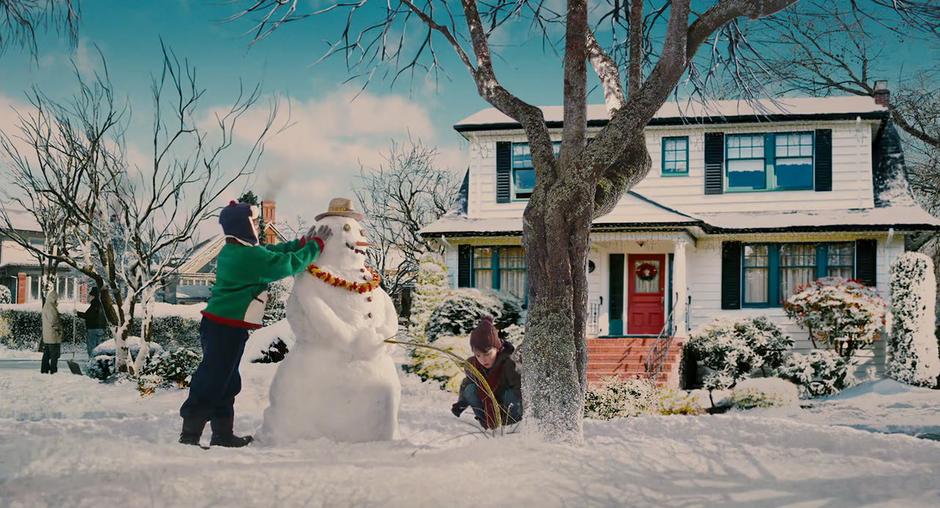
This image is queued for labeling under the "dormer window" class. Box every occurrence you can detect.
[510,142,560,200]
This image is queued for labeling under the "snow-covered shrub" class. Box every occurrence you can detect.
[784,277,887,358]
[0,285,11,304]
[147,315,200,350]
[501,324,525,348]
[263,278,293,327]
[136,374,164,396]
[777,349,851,398]
[655,388,705,415]
[141,347,202,388]
[730,378,800,409]
[407,334,472,392]
[744,317,795,373]
[425,288,523,343]
[584,377,703,419]
[685,317,790,390]
[888,253,940,387]
[584,377,657,420]
[0,309,85,350]
[87,337,164,381]
[408,253,450,343]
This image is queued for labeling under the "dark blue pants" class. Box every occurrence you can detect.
[179,318,249,425]
[460,383,523,427]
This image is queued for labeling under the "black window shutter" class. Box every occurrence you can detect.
[721,241,742,309]
[704,132,724,195]
[457,245,473,287]
[856,239,877,286]
[496,142,512,203]
[815,129,832,192]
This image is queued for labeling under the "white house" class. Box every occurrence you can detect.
[0,208,84,304]
[421,89,940,385]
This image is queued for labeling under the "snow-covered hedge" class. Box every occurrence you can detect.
[407,334,472,392]
[888,252,940,387]
[784,277,887,358]
[0,309,199,351]
[583,377,702,420]
[777,349,851,398]
[685,317,793,390]
[424,288,523,344]
[0,286,11,304]
[730,378,800,409]
[86,337,164,381]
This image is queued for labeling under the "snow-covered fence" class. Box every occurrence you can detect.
[888,252,940,387]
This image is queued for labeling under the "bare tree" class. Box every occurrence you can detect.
[0,45,281,373]
[0,0,80,57]
[353,139,459,303]
[223,0,937,441]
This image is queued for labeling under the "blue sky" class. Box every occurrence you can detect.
[0,1,933,231]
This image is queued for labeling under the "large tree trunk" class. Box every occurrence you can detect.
[520,172,595,442]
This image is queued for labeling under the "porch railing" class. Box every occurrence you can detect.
[643,296,679,380]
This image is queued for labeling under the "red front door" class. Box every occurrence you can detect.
[627,254,665,335]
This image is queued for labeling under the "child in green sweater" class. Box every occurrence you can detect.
[179,200,331,447]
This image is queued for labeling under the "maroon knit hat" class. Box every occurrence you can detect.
[469,316,501,352]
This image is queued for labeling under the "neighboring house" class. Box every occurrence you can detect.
[0,208,85,304]
[421,88,940,385]
[162,200,286,304]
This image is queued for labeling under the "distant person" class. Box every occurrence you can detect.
[77,286,109,359]
[40,289,64,374]
[451,316,523,429]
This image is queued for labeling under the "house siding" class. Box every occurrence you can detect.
[464,120,878,219]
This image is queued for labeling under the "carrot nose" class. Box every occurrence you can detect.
[355,241,370,247]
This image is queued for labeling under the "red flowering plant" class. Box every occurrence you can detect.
[783,277,887,359]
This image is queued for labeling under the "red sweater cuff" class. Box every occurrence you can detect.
[313,237,325,251]
[298,236,308,248]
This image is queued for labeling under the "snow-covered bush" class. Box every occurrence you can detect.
[408,253,450,343]
[584,377,703,419]
[686,317,791,390]
[425,288,523,343]
[147,315,200,350]
[0,285,11,304]
[888,253,940,387]
[501,324,525,348]
[86,337,164,381]
[730,378,800,409]
[784,277,887,358]
[141,347,202,387]
[136,374,164,396]
[777,349,851,398]
[263,278,293,327]
[584,377,658,420]
[407,334,472,392]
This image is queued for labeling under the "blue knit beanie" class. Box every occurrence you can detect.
[219,201,259,245]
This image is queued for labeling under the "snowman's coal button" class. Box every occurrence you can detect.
[360,268,366,272]
[367,296,373,302]
[367,312,373,319]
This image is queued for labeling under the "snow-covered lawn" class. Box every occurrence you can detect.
[1,360,939,507]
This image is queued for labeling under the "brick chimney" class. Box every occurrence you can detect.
[261,200,277,244]
[873,80,890,107]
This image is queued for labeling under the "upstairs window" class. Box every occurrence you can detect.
[726,132,815,192]
[511,142,560,200]
[661,136,689,176]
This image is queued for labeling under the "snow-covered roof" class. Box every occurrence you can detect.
[455,96,887,132]
[698,205,940,233]
[422,191,701,236]
[0,208,42,233]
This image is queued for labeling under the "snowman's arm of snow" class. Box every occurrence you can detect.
[248,242,323,284]
[296,296,358,345]
[378,291,398,340]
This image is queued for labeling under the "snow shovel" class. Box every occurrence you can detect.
[66,352,83,375]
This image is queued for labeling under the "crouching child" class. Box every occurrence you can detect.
[451,316,523,429]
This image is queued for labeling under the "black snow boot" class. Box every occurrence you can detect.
[179,417,207,446]
[210,416,253,448]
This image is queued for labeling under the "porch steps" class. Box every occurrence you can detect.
[586,337,685,387]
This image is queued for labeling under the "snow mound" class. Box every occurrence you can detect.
[827,379,927,400]
[243,319,295,364]
[731,377,800,409]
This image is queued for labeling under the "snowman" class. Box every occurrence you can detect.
[258,198,401,444]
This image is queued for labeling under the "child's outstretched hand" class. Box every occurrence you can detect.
[307,224,333,244]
